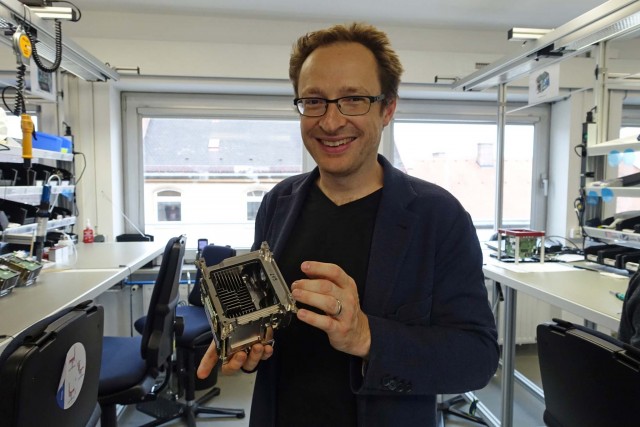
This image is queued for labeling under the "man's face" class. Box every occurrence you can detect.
[297,42,395,179]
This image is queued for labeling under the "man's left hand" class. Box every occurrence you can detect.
[291,261,371,358]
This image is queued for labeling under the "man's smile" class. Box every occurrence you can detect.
[320,137,355,147]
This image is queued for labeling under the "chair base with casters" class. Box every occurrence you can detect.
[135,353,244,426]
[132,306,245,426]
[437,395,488,426]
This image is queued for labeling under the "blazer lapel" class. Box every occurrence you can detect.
[269,171,317,259]
[363,158,418,315]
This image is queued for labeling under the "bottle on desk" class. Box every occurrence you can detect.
[83,219,95,243]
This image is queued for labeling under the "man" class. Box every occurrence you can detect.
[619,270,640,348]
[198,22,499,427]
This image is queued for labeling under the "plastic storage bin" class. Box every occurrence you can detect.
[60,137,72,153]
[33,132,62,152]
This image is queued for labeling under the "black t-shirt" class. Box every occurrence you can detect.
[275,184,382,427]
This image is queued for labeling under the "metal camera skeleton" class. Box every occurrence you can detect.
[197,242,297,362]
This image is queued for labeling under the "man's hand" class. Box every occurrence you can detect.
[290,261,371,358]
[196,339,275,379]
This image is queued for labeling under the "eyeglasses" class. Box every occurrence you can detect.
[293,94,386,117]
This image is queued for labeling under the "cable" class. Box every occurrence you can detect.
[22,0,83,74]
[544,235,581,251]
[71,150,85,220]
[73,150,86,184]
[47,174,62,211]
[27,20,62,73]
[1,66,28,116]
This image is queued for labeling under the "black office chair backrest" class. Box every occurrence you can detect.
[141,235,186,373]
[537,319,640,427]
[188,244,236,307]
[0,301,104,427]
[115,233,154,242]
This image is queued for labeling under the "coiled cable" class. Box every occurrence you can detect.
[28,19,62,73]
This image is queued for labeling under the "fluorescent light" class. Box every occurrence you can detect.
[508,27,552,41]
[28,6,75,21]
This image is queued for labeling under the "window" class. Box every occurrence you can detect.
[247,190,267,221]
[123,92,548,248]
[141,117,302,247]
[393,121,536,241]
[614,126,640,213]
[123,93,305,249]
[156,190,182,221]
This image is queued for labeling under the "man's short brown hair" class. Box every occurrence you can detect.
[289,22,404,102]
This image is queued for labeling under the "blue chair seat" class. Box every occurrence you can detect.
[175,306,211,345]
[99,336,146,397]
[135,306,211,347]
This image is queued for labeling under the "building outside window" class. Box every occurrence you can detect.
[614,126,640,213]
[156,190,182,221]
[393,122,535,241]
[247,190,267,221]
[140,115,303,247]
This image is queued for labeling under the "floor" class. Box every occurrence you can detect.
[118,344,545,427]
[439,344,545,427]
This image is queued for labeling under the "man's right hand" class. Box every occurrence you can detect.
[196,340,275,379]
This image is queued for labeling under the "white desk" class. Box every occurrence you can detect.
[71,241,165,271]
[0,241,165,354]
[0,269,124,341]
[483,261,627,427]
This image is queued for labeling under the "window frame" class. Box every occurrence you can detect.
[122,92,315,235]
[122,92,550,244]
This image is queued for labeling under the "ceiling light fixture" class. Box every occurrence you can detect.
[27,6,75,21]
[508,27,553,41]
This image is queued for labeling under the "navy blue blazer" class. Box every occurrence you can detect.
[249,155,499,427]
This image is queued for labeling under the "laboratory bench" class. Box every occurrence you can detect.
[0,241,164,354]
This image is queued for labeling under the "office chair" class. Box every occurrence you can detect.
[437,395,487,426]
[537,318,640,427]
[0,300,104,427]
[98,235,186,427]
[116,233,155,267]
[133,244,245,426]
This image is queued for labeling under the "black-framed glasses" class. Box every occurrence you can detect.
[293,94,386,117]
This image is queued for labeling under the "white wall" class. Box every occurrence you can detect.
[63,12,517,83]
[547,92,591,239]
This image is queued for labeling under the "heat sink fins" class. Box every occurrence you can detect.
[213,269,256,318]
